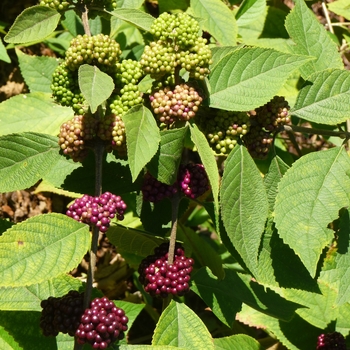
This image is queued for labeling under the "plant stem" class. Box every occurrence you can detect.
[167,193,180,265]
[322,0,334,34]
[81,5,91,36]
[281,124,350,140]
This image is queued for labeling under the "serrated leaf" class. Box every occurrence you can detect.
[0,326,21,350]
[116,0,144,8]
[236,0,266,26]
[285,0,343,79]
[4,6,60,44]
[214,334,263,350]
[123,105,160,182]
[0,213,90,287]
[147,127,188,185]
[113,300,144,336]
[0,133,61,192]
[189,123,220,230]
[120,346,180,350]
[291,69,350,125]
[0,92,74,136]
[0,38,10,63]
[0,275,83,311]
[274,147,350,277]
[190,0,237,46]
[78,65,114,113]
[210,46,241,69]
[328,0,350,21]
[208,47,311,111]
[152,300,214,349]
[220,145,268,275]
[16,50,58,93]
[109,9,154,32]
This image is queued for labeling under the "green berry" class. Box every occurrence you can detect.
[39,0,69,11]
[115,59,144,87]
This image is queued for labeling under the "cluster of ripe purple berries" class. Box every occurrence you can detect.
[142,163,209,203]
[138,243,194,298]
[75,297,128,349]
[317,332,347,350]
[66,192,127,232]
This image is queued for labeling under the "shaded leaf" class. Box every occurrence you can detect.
[109,9,154,32]
[0,38,10,63]
[214,334,264,350]
[236,0,266,26]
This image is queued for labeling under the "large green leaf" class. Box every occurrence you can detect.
[220,145,268,275]
[189,123,220,230]
[208,47,311,111]
[0,326,20,350]
[274,147,350,277]
[123,105,161,182]
[16,50,58,93]
[328,0,350,20]
[110,9,154,32]
[0,38,10,64]
[291,69,350,125]
[4,6,60,44]
[147,127,188,185]
[0,213,90,287]
[214,334,264,350]
[0,275,83,311]
[190,0,237,46]
[0,93,73,136]
[236,0,266,25]
[285,0,343,79]
[152,300,214,349]
[78,65,114,113]
[0,133,61,192]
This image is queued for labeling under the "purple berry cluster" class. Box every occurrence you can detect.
[317,332,347,350]
[138,243,194,298]
[66,192,127,232]
[75,297,128,349]
[141,172,178,203]
[150,84,203,124]
[179,163,210,199]
[40,290,84,337]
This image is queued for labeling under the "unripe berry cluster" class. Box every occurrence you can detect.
[39,0,69,11]
[115,59,144,87]
[140,13,212,80]
[150,84,203,124]
[75,297,128,349]
[138,242,194,298]
[65,34,122,73]
[51,62,85,115]
[196,109,251,154]
[40,290,84,337]
[242,125,273,159]
[141,172,178,203]
[179,163,209,199]
[109,84,143,115]
[316,332,346,350]
[58,114,98,162]
[66,192,127,232]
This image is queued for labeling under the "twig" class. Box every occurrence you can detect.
[167,193,180,265]
[285,129,302,157]
[81,5,91,36]
[325,22,350,27]
[322,0,334,34]
[282,124,349,139]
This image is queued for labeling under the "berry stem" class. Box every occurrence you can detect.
[81,5,91,36]
[168,192,181,265]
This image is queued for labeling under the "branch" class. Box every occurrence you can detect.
[281,124,350,139]
[81,5,91,36]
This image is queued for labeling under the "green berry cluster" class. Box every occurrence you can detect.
[109,83,143,115]
[150,84,203,124]
[65,34,121,73]
[58,114,98,162]
[140,13,212,80]
[243,96,290,159]
[115,59,144,87]
[196,109,250,154]
[51,62,85,115]
[39,0,70,11]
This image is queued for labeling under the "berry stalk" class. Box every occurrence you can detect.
[168,193,181,265]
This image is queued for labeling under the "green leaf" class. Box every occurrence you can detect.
[152,300,214,349]
[0,92,74,136]
[264,156,289,212]
[78,65,114,113]
[0,213,90,287]
[210,46,241,69]
[208,47,311,111]
[285,0,343,79]
[0,326,20,350]
[16,49,58,93]
[0,133,61,192]
[274,147,350,277]
[0,275,83,311]
[189,123,220,230]
[116,0,144,8]
[236,0,266,25]
[4,6,60,44]
[291,69,350,125]
[158,0,188,12]
[147,127,188,185]
[220,145,268,275]
[214,334,264,350]
[120,346,180,350]
[0,38,10,63]
[190,0,237,46]
[123,105,161,182]
[178,225,224,279]
[109,9,154,32]
[328,0,350,21]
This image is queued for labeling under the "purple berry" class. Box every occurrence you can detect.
[178,163,209,199]
[316,332,346,350]
[141,172,178,202]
